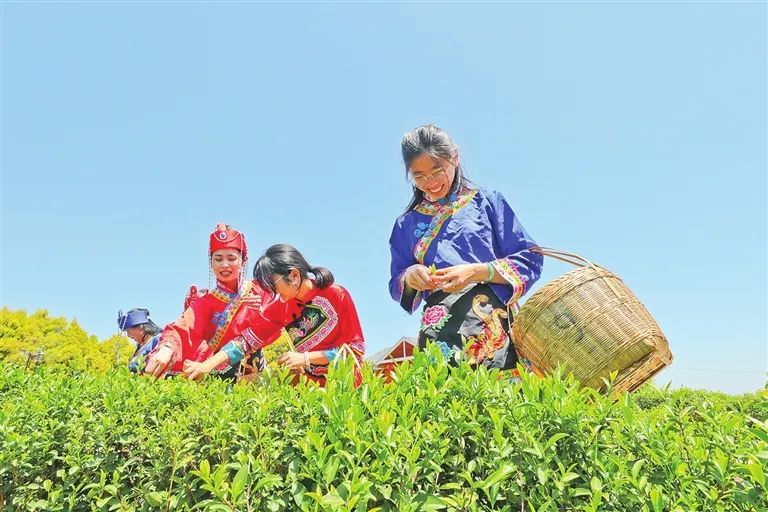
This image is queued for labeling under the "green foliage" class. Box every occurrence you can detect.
[633,383,768,421]
[262,329,295,370]
[0,308,134,372]
[1,348,766,511]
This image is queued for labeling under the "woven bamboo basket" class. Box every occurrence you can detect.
[511,247,672,394]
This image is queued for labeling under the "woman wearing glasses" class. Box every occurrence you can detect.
[182,243,365,386]
[144,223,273,380]
[388,124,543,376]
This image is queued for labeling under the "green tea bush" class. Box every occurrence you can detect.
[633,384,768,421]
[1,349,766,511]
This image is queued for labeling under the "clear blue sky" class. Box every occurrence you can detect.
[2,2,765,394]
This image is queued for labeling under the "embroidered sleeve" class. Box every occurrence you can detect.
[223,324,274,359]
[337,287,365,351]
[388,220,424,313]
[321,341,366,364]
[221,337,246,365]
[487,190,543,306]
[322,347,340,361]
[335,289,366,375]
[317,286,367,366]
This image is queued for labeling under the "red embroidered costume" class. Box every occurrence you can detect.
[150,225,279,378]
[221,283,365,385]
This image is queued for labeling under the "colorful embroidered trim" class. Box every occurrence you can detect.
[210,280,254,352]
[413,188,478,264]
[414,202,441,216]
[413,186,470,215]
[239,328,266,353]
[210,286,237,304]
[295,296,339,353]
[492,258,526,306]
[347,340,366,359]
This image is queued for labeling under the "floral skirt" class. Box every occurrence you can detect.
[418,284,533,376]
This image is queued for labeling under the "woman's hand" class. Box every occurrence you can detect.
[278,351,307,371]
[145,345,174,379]
[432,264,484,293]
[182,360,212,381]
[240,294,263,311]
[404,264,436,291]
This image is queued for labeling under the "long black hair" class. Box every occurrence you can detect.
[401,124,470,212]
[253,243,334,293]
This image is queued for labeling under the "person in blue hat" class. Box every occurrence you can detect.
[117,308,163,373]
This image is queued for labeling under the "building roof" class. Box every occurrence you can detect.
[366,336,416,364]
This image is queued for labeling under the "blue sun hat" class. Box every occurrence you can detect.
[117,308,151,331]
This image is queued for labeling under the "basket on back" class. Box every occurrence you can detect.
[512,248,672,394]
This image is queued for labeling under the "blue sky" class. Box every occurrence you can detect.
[2,2,765,394]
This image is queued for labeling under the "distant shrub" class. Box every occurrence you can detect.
[634,384,768,420]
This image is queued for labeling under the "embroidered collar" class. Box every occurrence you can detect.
[215,282,239,298]
[414,185,474,216]
[210,280,241,303]
[412,187,479,263]
[435,191,459,206]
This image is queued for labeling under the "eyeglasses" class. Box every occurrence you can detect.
[271,274,290,291]
[409,166,447,186]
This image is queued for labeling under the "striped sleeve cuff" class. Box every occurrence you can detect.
[323,348,340,361]
[221,339,246,365]
[491,257,527,306]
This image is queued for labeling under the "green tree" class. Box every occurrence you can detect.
[0,307,134,371]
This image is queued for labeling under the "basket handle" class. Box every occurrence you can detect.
[508,246,629,366]
[530,246,597,268]
[508,246,622,314]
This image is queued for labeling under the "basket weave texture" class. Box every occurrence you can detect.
[512,255,672,394]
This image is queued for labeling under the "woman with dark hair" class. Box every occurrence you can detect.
[143,223,273,381]
[182,244,365,386]
[117,308,163,373]
[388,124,543,376]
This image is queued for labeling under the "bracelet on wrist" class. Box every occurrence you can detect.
[486,262,496,283]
